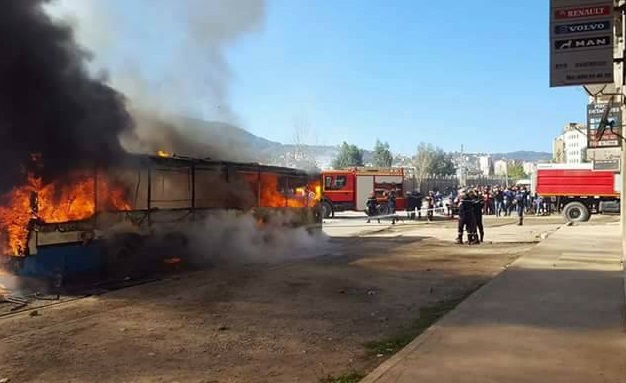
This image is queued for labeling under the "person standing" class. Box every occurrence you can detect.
[456,189,478,244]
[426,191,435,222]
[494,187,504,217]
[387,188,396,213]
[473,190,485,242]
[482,187,491,215]
[514,187,527,226]
[365,193,379,224]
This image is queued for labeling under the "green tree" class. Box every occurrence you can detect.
[412,142,456,182]
[372,139,393,167]
[506,162,527,179]
[332,142,364,169]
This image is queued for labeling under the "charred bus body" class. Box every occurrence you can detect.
[1,154,322,283]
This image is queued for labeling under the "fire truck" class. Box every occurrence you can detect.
[319,167,411,218]
[535,163,621,222]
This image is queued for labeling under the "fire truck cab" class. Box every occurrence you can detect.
[320,167,408,218]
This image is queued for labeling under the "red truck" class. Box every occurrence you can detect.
[535,163,621,222]
[319,167,409,218]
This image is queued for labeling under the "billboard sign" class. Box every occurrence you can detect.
[593,159,620,171]
[550,0,614,87]
[587,102,622,148]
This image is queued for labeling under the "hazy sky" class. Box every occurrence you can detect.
[51,0,588,155]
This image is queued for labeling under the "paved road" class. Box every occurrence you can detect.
[361,222,626,383]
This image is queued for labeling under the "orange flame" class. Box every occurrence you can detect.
[0,170,131,256]
[157,150,172,158]
[258,174,320,208]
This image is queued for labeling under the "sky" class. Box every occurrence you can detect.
[50,0,589,155]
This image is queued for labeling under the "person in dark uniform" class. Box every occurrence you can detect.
[365,192,380,224]
[455,189,477,244]
[514,186,527,226]
[388,187,397,214]
[473,189,485,243]
[466,189,480,244]
[405,190,421,220]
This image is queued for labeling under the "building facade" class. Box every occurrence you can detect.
[478,155,493,176]
[553,122,587,164]
[494,159,508,176]
[552,136,565,163]
[522,161,537,176]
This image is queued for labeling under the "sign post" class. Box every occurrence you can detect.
[550,0,614,87]
[587,102,622,148]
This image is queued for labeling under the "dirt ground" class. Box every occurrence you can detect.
[0,218,571,383]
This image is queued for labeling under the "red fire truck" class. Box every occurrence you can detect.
[319,167,410,218]
[535,163,621,222]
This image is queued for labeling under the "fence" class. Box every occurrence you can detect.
[413,175,511,194]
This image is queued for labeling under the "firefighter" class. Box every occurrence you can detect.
[466,189,480,244]
[405,191,421,220]
[514,186,527,226]
[473,189,485,243]
[456,189,477,244]
[388,187,397,214]
[365,192,380,224]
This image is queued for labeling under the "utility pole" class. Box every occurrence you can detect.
[459,144,467,187]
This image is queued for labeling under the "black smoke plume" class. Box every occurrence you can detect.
[0,0,133,192]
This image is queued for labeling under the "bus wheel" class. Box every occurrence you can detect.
[321,201,333,219]
[562,201,590,223]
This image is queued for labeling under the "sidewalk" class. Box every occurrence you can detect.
[361,223,626,383]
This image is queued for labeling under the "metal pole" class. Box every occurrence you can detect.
[618,0,626,255]
[190,164,195,210]
[147,164,152,225]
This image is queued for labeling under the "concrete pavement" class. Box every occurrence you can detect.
[361,223,626,383]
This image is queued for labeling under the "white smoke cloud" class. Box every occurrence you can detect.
[45,0,265,123]
[152,211,330,265]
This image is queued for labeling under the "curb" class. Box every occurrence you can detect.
[359,224,566,383]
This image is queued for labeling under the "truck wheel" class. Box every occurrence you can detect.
[562,202,590,223]
[321,201,333,219]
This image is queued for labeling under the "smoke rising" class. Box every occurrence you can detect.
[123,111,261,162]
[143,211,330,266]
[0,0,134,192]
[191,212,329,264]
[47,0,267,161]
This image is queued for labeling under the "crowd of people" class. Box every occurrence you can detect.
[467,185,552,217]
[363,183,546,246]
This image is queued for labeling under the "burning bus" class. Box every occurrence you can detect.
[0,153,322,283]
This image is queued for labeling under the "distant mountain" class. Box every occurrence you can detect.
[171,116,282,154]
[489,151,552,161]
[140,117,551,167]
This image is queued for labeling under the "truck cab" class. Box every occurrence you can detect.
[320,167,407,218]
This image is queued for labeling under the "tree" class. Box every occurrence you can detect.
[290,116,320,172]
[332,142,364,169]
[506,162,527,179]
[412,142,456,182]
[373,139,393,167]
